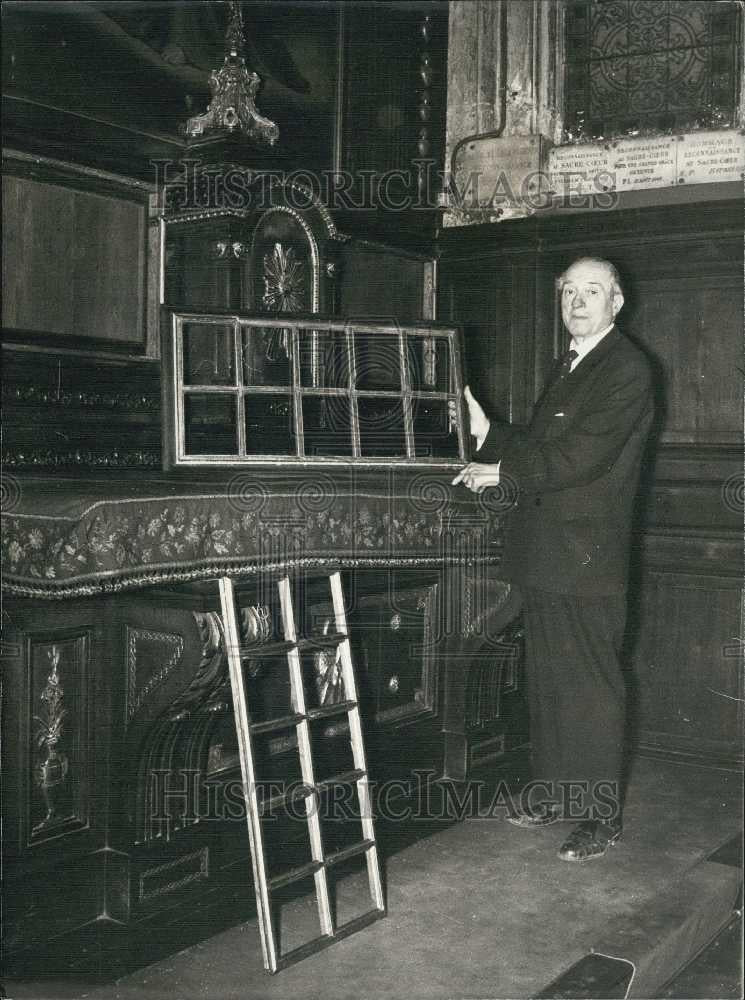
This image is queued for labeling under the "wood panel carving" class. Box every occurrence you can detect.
[26,632,89,845]
[466,618,523,730]
[125,627,185,722]
[1,348,161,471]
[138,847,209,904]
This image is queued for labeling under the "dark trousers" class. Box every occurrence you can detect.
[522,587,627,821]
[442,580,627,820]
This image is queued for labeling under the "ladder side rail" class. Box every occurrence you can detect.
[277,576,334,938]
[218,576,278,972]
[328,572,385,912]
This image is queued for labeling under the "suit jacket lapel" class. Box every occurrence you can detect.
[565,327,622,384]
[539,328,622,400]
[532,327,623,430]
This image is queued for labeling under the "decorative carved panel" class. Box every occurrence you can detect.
[247,207,318,314]
[1,347,161,472]
[138,847,209,904]
[25,632,89,845]
[125,626,185,722]
[466,617,524,730]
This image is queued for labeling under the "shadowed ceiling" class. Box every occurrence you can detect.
[3,0,345,174]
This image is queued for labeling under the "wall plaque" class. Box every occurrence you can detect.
[610,137,677,190]
[451,135,551,216]
[675,131,745,186]
[547,130,744,198]
[547,146,612,198]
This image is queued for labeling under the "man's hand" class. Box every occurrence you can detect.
[464,385,490,449]
[451,462,501,493]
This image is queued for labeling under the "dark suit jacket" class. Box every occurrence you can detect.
[478,327,653,596]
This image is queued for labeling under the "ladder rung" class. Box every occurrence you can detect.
[297,632,348,651]
[220,571,384,973]
[316,768,366,791]
[241,640,295,660]
[273,908,385,973]
[269,859,324,892]
[260,783,315,814]
[324,838,376,868]
[306,699,357,721]
[249,712,305,734]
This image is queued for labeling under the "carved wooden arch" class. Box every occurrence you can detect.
[245,175,345,316]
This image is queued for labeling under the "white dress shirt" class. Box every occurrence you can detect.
[569,322,614,370]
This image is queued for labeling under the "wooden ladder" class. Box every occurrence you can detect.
[218,572,385,973]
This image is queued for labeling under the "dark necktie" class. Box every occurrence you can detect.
[558,348,578,377]
[545,348,578,390]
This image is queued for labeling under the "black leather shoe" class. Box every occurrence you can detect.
[506,802,562,828]
[558,820,622,861]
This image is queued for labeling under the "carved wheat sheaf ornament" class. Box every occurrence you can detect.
[183,0,278,146]
[33,645,70,832]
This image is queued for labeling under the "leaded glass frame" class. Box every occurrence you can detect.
[163,311,467,467]
[564,0,742,141]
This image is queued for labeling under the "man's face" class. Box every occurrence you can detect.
[560,261,623,341]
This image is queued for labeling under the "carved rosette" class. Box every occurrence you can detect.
[263,243,305,313]
[262,242,306,362]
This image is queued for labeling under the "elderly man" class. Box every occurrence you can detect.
[453,257,653,861]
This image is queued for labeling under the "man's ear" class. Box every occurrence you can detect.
[612,291,624,318]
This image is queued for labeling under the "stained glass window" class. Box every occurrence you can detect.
[564,0,742,140]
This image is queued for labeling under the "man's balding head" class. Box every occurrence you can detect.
[558,257,623,297]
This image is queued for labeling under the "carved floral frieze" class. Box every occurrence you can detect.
[2,492,502,598]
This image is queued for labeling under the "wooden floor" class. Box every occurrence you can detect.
[3,757,742,1000]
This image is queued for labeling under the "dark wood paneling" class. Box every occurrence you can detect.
[338,247,427,321]
[2,157,153,354]
[440,259,515,422]
[629,275,741,447]
[339,2,448,243]
[3,176,76,336]
[631,567,743,763]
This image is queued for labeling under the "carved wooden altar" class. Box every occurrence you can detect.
[1,161,526,975]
